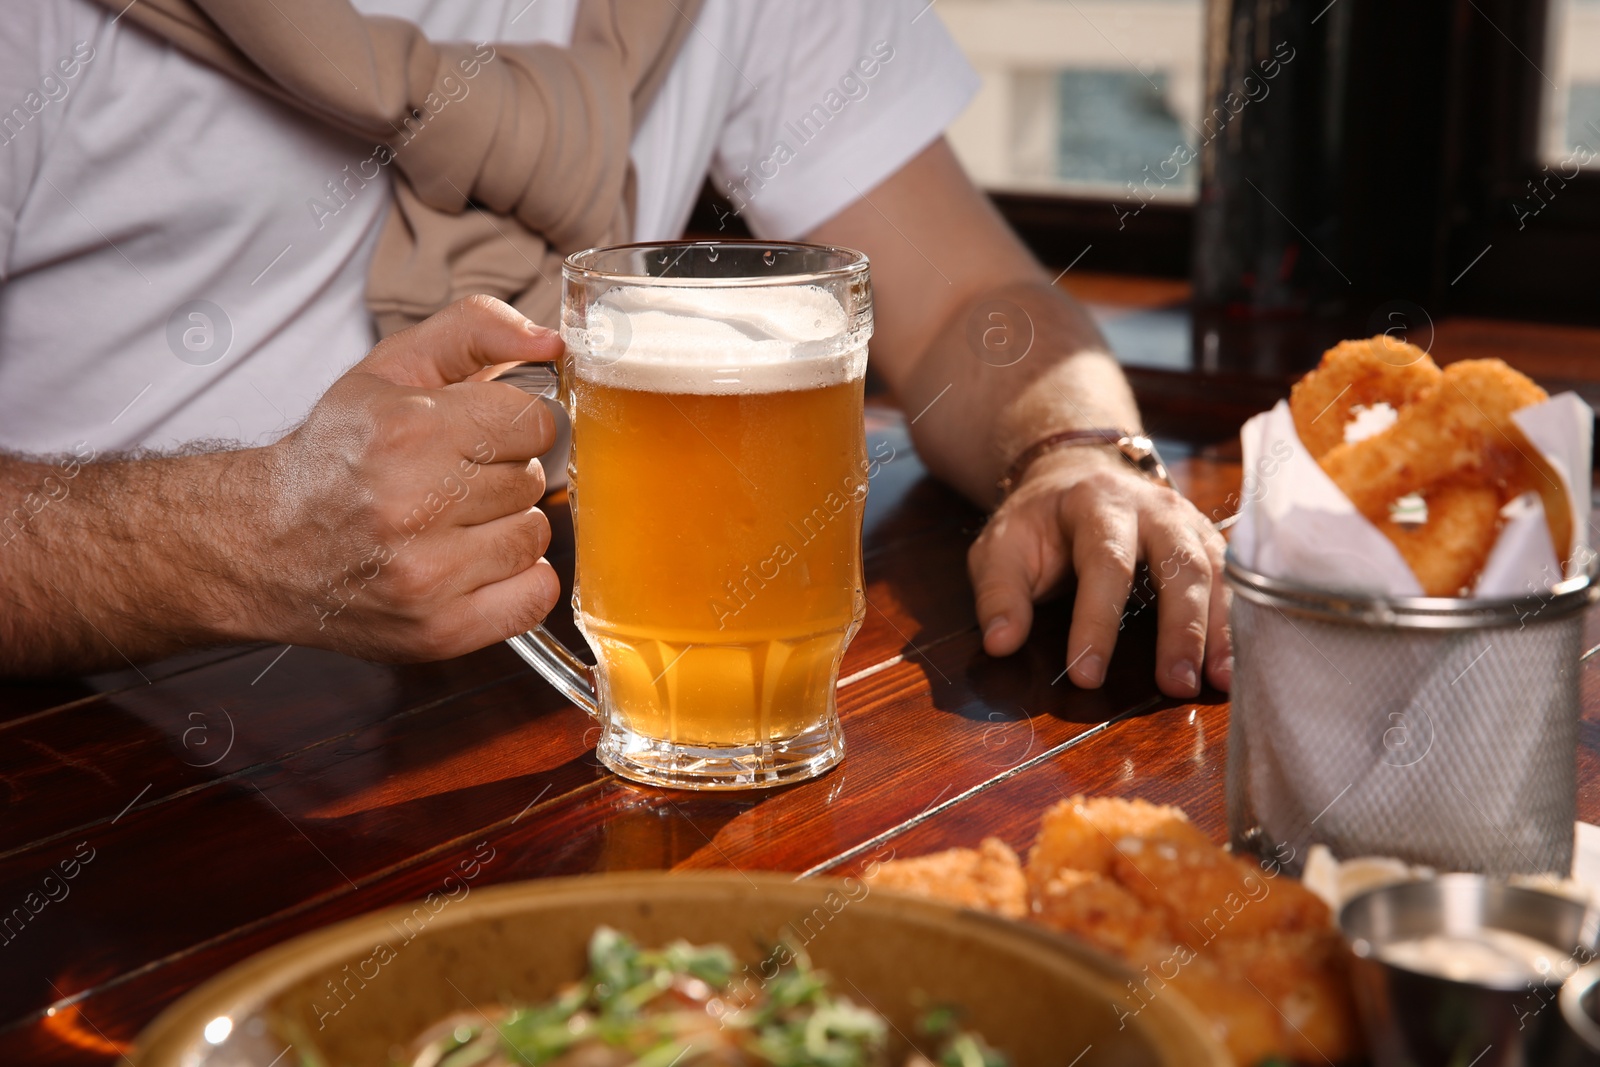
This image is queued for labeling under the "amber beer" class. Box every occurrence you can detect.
[570,355,867,748]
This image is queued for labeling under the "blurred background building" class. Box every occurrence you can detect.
[939,0,1600,198]
[1545,0,1600,167]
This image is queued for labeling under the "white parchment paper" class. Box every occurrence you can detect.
[1230,392,1593,595]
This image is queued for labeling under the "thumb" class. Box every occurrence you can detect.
[968,511,1047,657]
[361,295,564,388]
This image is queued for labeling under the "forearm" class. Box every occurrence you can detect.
[894,280,1141,507]
[0,299,564,677]
[813,138,1227,694]
[803,139,1142,507]
[0,447,265,675]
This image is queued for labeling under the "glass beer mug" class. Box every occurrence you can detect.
[507,242,873,790]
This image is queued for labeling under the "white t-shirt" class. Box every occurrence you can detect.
[0,0,978,455]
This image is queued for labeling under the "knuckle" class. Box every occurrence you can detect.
[535,567,562,615]
[374,499,419,537]
[1211,620,1234,650]
[373,393,437,451]
[1092,540,1137,577]
[385,553,442,602]
[527,507,552,553]
[971,580,1015,613]
[507,475,541,516]
[411,619,465,661]
[458,293,504,321]
[516,568,561,628]
[1060,475,1106,509]
[494,525,538,575]
[375,487,442,539]
[1180,581,1212,612]
[1060,476,1130,526]
[1177,613,1209,644]
[1179,545,1215,582]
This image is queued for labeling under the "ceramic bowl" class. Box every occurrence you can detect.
[133,872,1228,1067]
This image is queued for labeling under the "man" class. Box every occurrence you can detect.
[0,0,1228,696]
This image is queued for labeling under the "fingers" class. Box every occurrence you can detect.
[450,506,552,590]
[448,460,547,526]
[969,512,1046,657]
[360,510,556,661]
[363,295,563,389]
[1144,508,1215,698]
[437,381,558,464]
[1065,504,1139,688]
[465,557,562,642]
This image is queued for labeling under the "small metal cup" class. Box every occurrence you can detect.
[1558,962,1600,1066]
[1339,875,1600,1066]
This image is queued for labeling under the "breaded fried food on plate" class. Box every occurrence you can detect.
[865,836,1027,919]
[1109,833,1332,944]
[870,796,1361,1066]
[1033,867,1170,958]
[1026,794,1209,890]
[1211,929,1357,1062]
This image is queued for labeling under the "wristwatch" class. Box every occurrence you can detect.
[996,428,1172,504]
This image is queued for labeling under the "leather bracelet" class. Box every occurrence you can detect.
[996,428,1172,503]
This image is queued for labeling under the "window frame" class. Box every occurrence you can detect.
[1441,0,1600,322]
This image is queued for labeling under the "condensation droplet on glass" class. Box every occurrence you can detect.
[706,248,718,263]
[763,249,776,266]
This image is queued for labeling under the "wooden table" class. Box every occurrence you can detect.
[5,297,1600,1063]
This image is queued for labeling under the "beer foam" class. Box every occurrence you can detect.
[567,284,867,394]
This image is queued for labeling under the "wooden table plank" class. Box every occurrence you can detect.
[0,647,262,729]
[0,645,542,855]
[819,638,1600,879]
[814,700,1233,879]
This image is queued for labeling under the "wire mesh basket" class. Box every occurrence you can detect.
[1225,555,1597,877]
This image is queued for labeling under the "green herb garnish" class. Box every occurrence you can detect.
[389,928,1008,1067]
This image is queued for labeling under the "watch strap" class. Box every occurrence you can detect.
[996,428,1172,503]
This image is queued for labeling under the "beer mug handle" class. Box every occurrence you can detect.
[507,627,600,720]
[495,362,601,717]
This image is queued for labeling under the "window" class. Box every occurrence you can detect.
[938,0,1202,200]
[686,0,1600,318]
[1441,0,1600,322]
[936,0,1202,276]
[1541,0,1600,169]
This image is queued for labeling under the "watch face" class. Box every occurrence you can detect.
[1121,436,1170,486]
